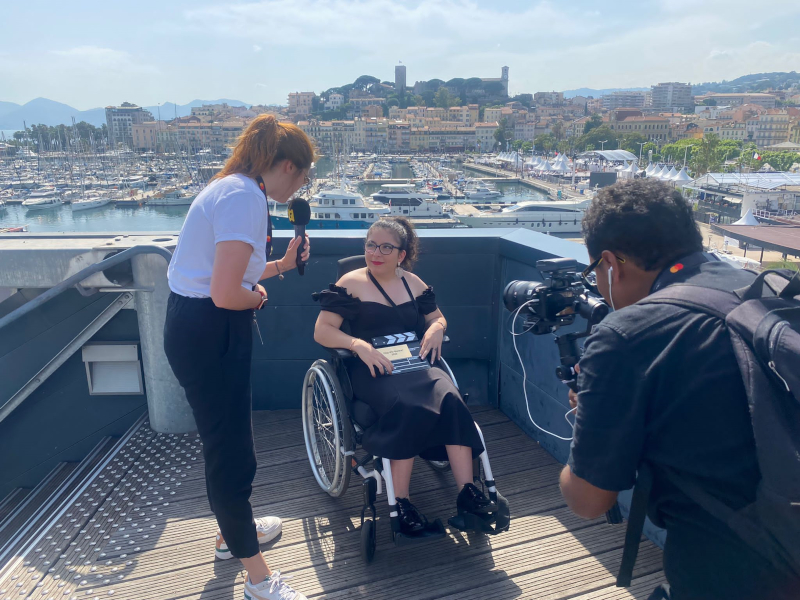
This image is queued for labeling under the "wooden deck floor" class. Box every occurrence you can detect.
[1,408,664,599]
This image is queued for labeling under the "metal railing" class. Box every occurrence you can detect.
[0,245,172,422]
[0,245,171,332]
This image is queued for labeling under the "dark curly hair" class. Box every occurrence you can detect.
[582,179,702,271]
[367,217,419,270]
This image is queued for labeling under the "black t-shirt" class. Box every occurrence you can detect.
[568,254,794,600]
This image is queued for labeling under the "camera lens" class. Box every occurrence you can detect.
[503,280,544,312]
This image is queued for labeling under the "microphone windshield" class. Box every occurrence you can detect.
[288,198,311,226]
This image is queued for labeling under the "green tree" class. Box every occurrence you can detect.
[584,114,603,135]
[690,133,722,175]
[551,121,565,141]
[618,132,647,155]
[494,118,509,145]
[576,125,617,152]
[557,140,570,155]
[534,133,556,155]
[434,88,459,109]
[353,75,381,91]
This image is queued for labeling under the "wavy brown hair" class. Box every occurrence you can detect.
[212,114,315,181]
[368,217,419,270]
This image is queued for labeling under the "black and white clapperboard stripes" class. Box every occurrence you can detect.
[370,332,431,375]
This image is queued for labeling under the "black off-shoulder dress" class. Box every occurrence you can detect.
[315,278,484,462]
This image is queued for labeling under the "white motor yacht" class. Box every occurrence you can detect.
[455,199,589,233]
[370,184,445,218]
[22,189,63,210]
[464,185,503,200]
[146,187,196,206]
[270,184,388,229]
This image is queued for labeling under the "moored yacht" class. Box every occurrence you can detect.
[70,193,113,212]
[271,184,389,229]
[370,184,445,218]
[455,199,589,233]
[22,189,63,210]
[145,187,197,206]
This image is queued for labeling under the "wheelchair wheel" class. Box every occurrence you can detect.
[427,460,452,472]
[302,359,353,498]
[360,518,376,564]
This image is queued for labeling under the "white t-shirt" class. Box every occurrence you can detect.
[168,173,269,298]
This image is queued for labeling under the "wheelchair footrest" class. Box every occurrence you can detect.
[448,492,510,535]
[392,518,447,546]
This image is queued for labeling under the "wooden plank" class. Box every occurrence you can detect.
[569,571,667,599]
[5,409,664,600]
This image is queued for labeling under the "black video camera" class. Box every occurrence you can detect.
[504,258,623,526]
[503,258,609,392]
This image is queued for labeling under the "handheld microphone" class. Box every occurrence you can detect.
[287,197,311,276]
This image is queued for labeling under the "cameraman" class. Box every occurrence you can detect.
[558,179,797,600]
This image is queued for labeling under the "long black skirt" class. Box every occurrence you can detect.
[349,362,484,462]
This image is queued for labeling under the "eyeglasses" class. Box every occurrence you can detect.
[365,241,402,255]
[581,255,626,289]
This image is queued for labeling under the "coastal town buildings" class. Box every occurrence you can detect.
[106,103,155,148]
[650,82,693,110]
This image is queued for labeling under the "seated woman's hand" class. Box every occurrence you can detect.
[353,339,395,378]
[420,322,445,364]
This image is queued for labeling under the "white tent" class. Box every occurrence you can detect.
[672,167,692,184]
[664,166,679,180]
[550,161,571,173]
[650,165,664,179]
[734,209,760,226]
[645,162,655,176]
[536,160,554,171]
[724,209,761,250]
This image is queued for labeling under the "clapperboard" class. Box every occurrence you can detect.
[370,332,431,375]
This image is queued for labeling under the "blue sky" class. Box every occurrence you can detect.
[2,0,799,109]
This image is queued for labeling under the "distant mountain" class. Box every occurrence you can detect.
[562,87,649,99]
[0,101,21,119]
[692,72,800,95]
[0,97,252,130]
[143,99,251,120]
[0,98,108,129]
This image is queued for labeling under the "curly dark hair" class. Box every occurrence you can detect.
[367,217,419,270]
[582,179,702,271]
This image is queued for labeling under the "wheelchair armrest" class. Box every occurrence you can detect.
[443,335,450,344]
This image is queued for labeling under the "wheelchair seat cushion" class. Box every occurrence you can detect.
[350,400,379,429]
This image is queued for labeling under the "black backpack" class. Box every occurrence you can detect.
[616,269,800,587]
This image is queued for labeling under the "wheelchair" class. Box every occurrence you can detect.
[302,256,510,563]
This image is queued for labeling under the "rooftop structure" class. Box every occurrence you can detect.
[0,230,668,600]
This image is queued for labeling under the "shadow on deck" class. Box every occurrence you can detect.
[1,408,663,600]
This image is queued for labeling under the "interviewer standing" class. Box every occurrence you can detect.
[164,115,313,600]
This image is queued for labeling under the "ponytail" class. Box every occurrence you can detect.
[368,217,419,270]
[213,114,315,182]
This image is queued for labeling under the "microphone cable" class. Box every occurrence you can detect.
[509,301,577,442]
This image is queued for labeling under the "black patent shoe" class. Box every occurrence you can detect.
[457,483,498,516]
[395,497,428,535]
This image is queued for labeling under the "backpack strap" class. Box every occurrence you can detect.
[616,463,654,587]
[740,269,800,301]
[640,284,741,319]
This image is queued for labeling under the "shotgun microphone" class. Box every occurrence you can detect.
[287,197,311,275]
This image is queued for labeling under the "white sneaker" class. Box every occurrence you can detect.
[215,516,283,560]
[244,571,306,600]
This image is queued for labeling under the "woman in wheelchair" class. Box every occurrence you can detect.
[313,217,496,537]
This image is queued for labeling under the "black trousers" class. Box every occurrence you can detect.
[163,292,259,559]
